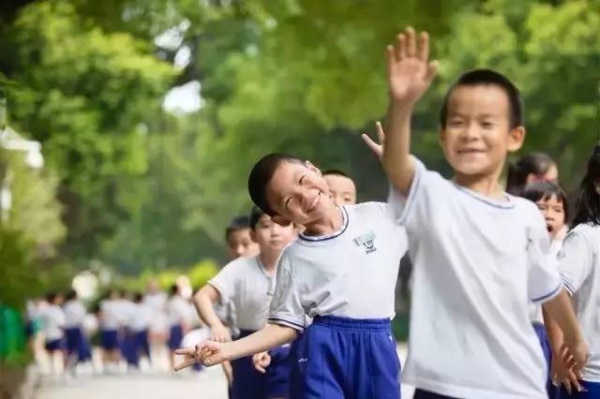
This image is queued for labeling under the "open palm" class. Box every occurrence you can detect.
[388,27,437,104]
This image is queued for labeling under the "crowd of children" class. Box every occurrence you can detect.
[168,26,599,399]
[24,279,206,378]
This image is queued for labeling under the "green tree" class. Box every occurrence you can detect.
[1,0,175,260]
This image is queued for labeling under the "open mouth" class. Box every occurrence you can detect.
[546,224,553,233]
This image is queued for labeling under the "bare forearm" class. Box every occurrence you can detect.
[543,289,584,346]
[382,100,416,196]
[542,306,564,353]
[226,324,297,361]
[194,292,225,329]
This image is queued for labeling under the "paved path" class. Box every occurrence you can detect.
[35,346,415,399]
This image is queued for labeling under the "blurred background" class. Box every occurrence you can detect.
[1,0,599,395]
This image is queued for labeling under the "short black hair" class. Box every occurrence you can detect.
[249,206,267,230]
[248,153,304,216]
[65,289,77,301]
[522,181,569,223]
[225,215,251,241]
[133,292,144,303]
[322,169,349,178]
[440,69,523,130]
[46,292,58,303]
[506,152,555,196]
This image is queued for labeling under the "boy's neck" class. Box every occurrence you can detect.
[453,171,506,200]
[302,205,343,236]
[259,250,281,273]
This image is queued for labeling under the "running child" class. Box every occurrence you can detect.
[39,292,66,376]
[381,26,588,399]
[63,289,93,374]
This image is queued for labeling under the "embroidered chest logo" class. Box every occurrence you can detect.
[353,231,377,254]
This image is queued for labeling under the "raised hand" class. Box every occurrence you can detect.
[387,27,437,105]
[252,351,272,373]
[361,121,385,160]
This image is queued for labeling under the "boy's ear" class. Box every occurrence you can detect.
[507,126,526,153]
[272,215,293,227]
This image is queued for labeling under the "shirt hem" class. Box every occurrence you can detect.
[403,376,545,399]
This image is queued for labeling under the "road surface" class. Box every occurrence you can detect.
[35,345,415,399]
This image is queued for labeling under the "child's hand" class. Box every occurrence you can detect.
[252,351,272,373]
[564,339,590,375]
[553,342,586,394]
[210,325,232,342]
[173,340,229,371]
[361,121,385,160]
[387,27,437,105]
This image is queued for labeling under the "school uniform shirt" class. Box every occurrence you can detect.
[128,303,153,332]
[209,255,278,332]
[144,291,167,312]
[100,300,121,331]
[268,202,407,332]
[40,305,66,341]
[213,299,239,337]
[63,300,87,328]
[529,237,565,323]
[557,223,600,382]
[387,157,563,399]
[167,296,190,326]
[144,291,168,334]
[116,299,137,328]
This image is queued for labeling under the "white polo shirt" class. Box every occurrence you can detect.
[63,300,87,328]
[388,157,562,399]
[557,223,600,382]
[210,255,277,332]
[40,305,66,341]
[268,202,407,331]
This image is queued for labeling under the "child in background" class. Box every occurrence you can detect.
[549,145,600,398]
[39,292,66,376]
[506,152,558,196]
[522,181,570,398]
[63,289,93,374]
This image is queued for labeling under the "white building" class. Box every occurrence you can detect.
[0,125,45,220]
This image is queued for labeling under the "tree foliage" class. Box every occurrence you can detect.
[0,0,598,281]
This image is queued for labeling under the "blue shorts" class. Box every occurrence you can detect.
[65,326,92,361]
[45,338,65,352]
[290,315,401,399]
[100,329,120,350]
[559,380,600,398]
[231,329,267,399]
[533,322,560,399]
[135,330,151,359]
[266,344,291,398]
[168,325,183,351]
